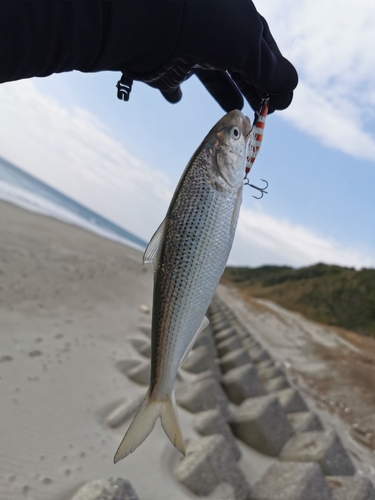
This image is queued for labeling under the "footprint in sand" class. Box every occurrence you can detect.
[116,359,140,375]
[28,350,42,357]
[105,394,144,428]
[0,355,13,362]
[116,359,151,386]
[131,338,151,359]
[138,326,151,338]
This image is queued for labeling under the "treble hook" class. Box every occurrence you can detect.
[244,178,268,199]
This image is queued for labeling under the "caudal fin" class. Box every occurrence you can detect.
[113,391,185,463]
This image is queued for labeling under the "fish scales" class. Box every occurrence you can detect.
[151,148,239,392]
[114,109,250,462]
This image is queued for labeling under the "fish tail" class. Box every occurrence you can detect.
[160,391,186,455]
[113,390,185,463]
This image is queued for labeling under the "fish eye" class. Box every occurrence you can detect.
[230,126,241,140]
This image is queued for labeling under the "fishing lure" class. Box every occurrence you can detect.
[244,97,269,199]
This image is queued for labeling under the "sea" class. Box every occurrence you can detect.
[0,155,147,250]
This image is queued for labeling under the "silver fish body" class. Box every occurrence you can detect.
[114,109,250,463]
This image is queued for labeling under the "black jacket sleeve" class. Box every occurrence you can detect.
[0,0,184,84]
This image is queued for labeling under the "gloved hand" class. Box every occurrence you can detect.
[125,0,298,113]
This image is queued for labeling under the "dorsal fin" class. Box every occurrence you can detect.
[143,218,167,265]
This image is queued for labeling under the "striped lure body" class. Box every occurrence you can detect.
[114,110,251,462]
[245,98,269,176]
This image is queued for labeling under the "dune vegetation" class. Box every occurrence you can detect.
[223,263,375,337]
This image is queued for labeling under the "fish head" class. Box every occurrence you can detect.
[211,110,251,189]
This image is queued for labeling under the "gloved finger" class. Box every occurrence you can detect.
[195,69,244,112]
[160,86,182,104]
[230,70,295,112]
[258,30,299,96]
[259,16,298,98]
[229,15,297,101]
[141,75,183,104]
[268,91,294,111]
[259,16,282,55]
[229,53,297,108]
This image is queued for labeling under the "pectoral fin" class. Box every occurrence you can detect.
[143,218,167,266]
[179,316,210,368]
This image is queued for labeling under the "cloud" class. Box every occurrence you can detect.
[283,82,375,161]
[229,206,375,269]
[255,0,375,161]
[1,80,373,270]
[0,80,172,239]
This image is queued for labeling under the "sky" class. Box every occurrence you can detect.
[0,0,374,269]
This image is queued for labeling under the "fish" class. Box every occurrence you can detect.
[114,109,251,463]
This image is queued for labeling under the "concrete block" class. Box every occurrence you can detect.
[248,346,271,364]
[215,327,238,343]
[222,364,266,404]
[195,369,222,383]
[275,388,309,413]
[233,323,248,337]
[264,376,290,393]
[209,309,225,322]
[256,359,275,371]
[138,326,151,338]
[193,327,216,351]
[280,431,356,476]
[230,394,294,456]
[177,376,231,420]
[105,395,144,428]
[242,337,258,350]
[212,320,231,333]
[194,409,241,461]
[219,348,252,373]
[126,360,150,386]
[326,476,375,500]
[207,312,221,323]
[217,336,243,357]
[182,345,220,377]
[240,328,255,340]
[71,478,139,500]
[224,310,237,323]
[138,342,151,358]
[252,462,333,500]
[116,359,140,376]
[175,435,251,500]
[257,364,284,381]
[288,412,324,433]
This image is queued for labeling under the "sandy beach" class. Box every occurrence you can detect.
[0,200,187,500]
[1,199,375,500]
[2,200,271,500]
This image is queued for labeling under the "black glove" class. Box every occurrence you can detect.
[123,0,298,112]
[0,0,296,113]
